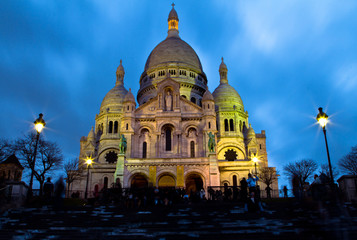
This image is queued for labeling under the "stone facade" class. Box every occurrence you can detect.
[338,175,357,202]
[70,5,278,197]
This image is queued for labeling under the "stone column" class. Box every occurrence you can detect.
[114,153,125,185]
[208,153,220,187]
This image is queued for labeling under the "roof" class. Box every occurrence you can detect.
[1,154,24,169]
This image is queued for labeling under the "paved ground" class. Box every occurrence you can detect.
[0,199,356,239]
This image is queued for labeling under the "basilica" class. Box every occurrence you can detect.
[71,5,278,196]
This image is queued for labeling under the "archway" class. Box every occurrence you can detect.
[185,173,203,194]
[130,174,148,189]
[158,174,176,188]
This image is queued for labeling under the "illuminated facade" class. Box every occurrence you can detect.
[71,5,278,196]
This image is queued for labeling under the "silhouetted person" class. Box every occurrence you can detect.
[43,177,54,204]
[245,192,264,213]
[283,186,288,198]
[292,175,301,200]
[247,173,259,194]
[54,176,65,210]
[240,177,248,201]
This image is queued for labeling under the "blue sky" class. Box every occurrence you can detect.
[1,0,357,188]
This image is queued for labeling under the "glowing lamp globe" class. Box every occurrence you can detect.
[316,107,328,128]
[34,113,46,133]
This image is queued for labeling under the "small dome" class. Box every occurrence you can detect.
[202,89,214,101]
[100,84,128,113]
[124,88,136,103]
[246,124,256,138]
[212,83,244,110]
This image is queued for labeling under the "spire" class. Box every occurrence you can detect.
[116,59,125,85]
[219,57,228,84]
[87,126,95,140]
[167,3,179,38]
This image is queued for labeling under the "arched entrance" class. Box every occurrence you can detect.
[131,174,148,189]
[158,175,176,187]
[185,173,204,194]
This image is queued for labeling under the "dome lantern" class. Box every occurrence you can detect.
[167,3,179,38]
[116,59,125,86]
[219,57,228,84]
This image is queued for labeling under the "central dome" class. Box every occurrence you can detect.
[144,37,203,74]
[137,5,208,105]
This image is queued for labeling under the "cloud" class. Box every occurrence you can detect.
[229,0,356,55]
[334,63,357,92]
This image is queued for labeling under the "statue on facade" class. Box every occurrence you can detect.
[208,132,216,152]
[119,134,127,153]
[165,91,172,111]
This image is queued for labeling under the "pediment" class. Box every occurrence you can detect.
[135,97,159,115]
[85,141,96,150]
[246,138,257,147]
[157,77,180,94]
[180,97,202,114]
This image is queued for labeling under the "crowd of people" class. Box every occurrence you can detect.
[81,173,266,213]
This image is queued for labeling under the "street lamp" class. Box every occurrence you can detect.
[84,156,93,199]
[252,156,258,175]
[316,107,334,184]
[28,113,46,199]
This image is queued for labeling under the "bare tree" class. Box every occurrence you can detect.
[320,164,339,182]
[283,159,318,188]
[64,158,81,197]
[14,133,63,195]
[0,138,13,162]
[338,145,357,175]
[259,167,279,188]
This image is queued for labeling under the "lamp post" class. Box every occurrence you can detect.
[84,157,93,199]
[28,113,46,199]
[316,107,334,185]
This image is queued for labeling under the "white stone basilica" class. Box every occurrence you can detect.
[71,5,278,196]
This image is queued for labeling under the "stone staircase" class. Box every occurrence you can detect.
[1,200,356,239]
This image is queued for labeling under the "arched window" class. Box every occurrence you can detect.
[208,122,211,129]
[229,119,234,131]
[224,119,229,131]
[126,123,128,130]
[165,128,172,151]
[233,175,237,186]
[190,141,195,158]
[114,121,118,133]
[181,95,186,99]
[191,97,196,104]
[143,142,147,158]
[108,121,113,133]
[104,177,108,189]
[208,104,210,109]
[127,106,129,111]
